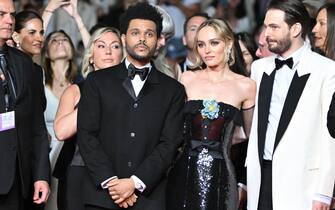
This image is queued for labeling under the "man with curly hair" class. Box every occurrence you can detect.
[77,2,185,210]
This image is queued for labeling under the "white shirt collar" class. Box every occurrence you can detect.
[125,57,152,70]
[265,42,311,75]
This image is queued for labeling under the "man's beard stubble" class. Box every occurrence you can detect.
[267,34,291,55]
[126,41,157,62]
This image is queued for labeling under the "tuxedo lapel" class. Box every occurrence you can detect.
[122,78,137,100]
[274,71,310,150]
[257,70,276,164]
[119,62,160,101]
[137,67,159,100]
[115,62,137,101]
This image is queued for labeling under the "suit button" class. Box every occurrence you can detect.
[128,162,132,167]
[133,103,138,108]
[130,132,135,137]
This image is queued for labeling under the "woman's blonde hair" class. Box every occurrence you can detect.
[193,19,236,69]
[81,27,123,78]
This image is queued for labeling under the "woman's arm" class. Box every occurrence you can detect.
[62,0,90,48]
[54,84,81,141]
[42,0,70,31]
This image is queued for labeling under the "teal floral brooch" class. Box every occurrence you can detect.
[201,100,219,120]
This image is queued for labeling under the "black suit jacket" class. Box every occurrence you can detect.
[77,62,185,209]
[33,63,46,112]
[0,46,50,198]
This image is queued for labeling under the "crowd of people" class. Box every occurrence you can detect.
[0,0,335,210]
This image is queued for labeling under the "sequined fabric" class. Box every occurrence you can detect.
[167,100,238,210]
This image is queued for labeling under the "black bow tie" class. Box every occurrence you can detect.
[128,63,149,81]
[275,57,294,70]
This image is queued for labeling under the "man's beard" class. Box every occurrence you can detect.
[126,42,156,61]
[267,34,291,55]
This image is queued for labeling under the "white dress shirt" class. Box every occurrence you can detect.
[125,58,151,97]
[183,57,195,72]
[263,44,305,160]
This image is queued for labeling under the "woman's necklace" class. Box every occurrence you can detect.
[54,77,68,87]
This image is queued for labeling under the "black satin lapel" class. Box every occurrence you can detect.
[257,71,276,164]
[136,69,158,100]
[122,78,136,100]
[137,82,153,100]
[274,72,310,150]
[7,50,24,101]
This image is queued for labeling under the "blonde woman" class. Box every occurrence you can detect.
[53,27,123,210]
[166,19,255,210]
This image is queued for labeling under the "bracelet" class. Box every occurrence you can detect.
[44,9,53,14]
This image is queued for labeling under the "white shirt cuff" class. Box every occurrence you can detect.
[238,183,247,191]
[100,176,118,189]
[131,175,146,193]
[314,194,332,205]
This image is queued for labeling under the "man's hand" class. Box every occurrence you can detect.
[107,178,135,204]
[33,180,50,204]
[118,193,138,208]
[312,200,330,210]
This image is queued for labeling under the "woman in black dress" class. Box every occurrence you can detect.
[166,19,256,210]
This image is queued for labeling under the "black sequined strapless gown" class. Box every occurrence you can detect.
[166,100,239,210]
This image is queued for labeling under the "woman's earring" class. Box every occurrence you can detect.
[225,48,231,64]
[227,48,233,65]
[16,42,20,49]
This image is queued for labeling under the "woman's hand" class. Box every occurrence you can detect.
[62,0,79,18]
[45,0,70,13]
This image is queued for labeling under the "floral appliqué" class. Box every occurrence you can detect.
[201,100,219,120]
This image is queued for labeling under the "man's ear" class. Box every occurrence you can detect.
[121,34,126,47]
[182,35,187,46]
[291,23,303,38]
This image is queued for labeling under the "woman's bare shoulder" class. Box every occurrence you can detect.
[180,70,201,85]
[60,84,81,102]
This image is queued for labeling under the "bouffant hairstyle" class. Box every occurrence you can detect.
[119,2,163,37]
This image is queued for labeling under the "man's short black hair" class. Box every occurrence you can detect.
[267,0,310,39]
[119,2,163,37]
[183,12,210,35]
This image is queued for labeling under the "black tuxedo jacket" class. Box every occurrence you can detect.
[0,46,50,198]
[78,62,185,209]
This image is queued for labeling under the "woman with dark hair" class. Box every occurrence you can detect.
[41,30,78,210]
[12,11,44,57]
[12,11,46,107]
[312,3,335,60]
[235,32,258,75]
[166,19,256,210]
[11,9,51,209]
[53,27,123,210]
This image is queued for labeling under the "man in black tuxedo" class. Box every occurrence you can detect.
[0,0,50,209]
[77,2,185,210]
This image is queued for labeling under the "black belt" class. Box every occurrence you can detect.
[188,139,223,159]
